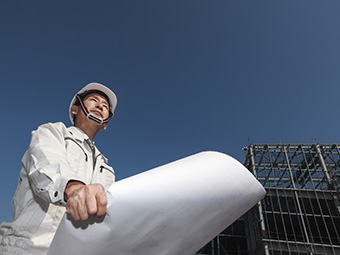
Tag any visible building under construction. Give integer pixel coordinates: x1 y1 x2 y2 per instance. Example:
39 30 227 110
195 144 340 255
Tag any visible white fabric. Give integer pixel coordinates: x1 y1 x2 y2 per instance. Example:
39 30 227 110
48 151 265 255
0 122 115 255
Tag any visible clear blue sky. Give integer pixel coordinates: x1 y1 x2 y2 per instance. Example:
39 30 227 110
1 1 340 222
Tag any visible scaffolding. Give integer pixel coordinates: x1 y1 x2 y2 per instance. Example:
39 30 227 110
195 144 340 255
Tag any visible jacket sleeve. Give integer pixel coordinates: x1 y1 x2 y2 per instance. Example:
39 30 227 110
22 122 85 205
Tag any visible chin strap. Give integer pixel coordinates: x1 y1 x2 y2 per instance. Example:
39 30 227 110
76 94 112 125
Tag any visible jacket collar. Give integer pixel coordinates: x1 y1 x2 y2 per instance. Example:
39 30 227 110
67 126 108 163
68 126 90 143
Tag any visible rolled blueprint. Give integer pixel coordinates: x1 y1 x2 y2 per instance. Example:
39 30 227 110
48 151 266 255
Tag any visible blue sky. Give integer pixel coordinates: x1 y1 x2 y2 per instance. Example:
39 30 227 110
1 1 340 222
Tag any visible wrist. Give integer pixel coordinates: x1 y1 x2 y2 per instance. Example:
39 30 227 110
64 181 85 201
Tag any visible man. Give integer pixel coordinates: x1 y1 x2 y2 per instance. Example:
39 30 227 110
0 82 117 254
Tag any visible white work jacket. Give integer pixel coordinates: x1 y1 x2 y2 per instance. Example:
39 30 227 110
0 122 115 255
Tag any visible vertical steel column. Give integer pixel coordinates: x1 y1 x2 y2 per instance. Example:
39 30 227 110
315 145 333 189
211 239 215 255
249 145 270 255
283 146 314 255
334 145 340 214
216 235 219 255
315 145 338 254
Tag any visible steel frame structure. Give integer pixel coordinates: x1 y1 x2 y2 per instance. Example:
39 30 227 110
195 144 340 255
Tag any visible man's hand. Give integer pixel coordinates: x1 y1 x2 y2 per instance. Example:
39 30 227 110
64 181 108 221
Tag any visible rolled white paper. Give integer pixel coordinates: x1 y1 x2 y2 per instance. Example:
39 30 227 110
48 151 265 255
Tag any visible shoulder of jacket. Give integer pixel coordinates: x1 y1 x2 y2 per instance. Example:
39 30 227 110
34 122 69 136
41 121 67 128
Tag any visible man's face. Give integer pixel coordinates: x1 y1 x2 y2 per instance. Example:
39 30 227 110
82 93 110 120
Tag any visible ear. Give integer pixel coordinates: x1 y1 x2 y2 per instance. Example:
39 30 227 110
71 105 79 116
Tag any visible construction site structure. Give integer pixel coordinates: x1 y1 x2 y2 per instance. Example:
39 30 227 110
195 144 340 255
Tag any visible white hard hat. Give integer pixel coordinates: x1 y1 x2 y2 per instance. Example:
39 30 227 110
69 82 118 124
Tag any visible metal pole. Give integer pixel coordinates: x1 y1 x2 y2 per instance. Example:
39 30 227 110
315 145 333 189
249 145 270 255
283 146 314 255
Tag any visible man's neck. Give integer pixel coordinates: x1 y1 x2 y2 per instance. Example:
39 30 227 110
74 122 101 141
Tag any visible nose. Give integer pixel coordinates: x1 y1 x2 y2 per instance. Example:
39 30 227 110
96 105 104 113
96 101 104 110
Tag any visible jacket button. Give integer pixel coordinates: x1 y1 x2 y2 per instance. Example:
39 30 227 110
54 191 58 197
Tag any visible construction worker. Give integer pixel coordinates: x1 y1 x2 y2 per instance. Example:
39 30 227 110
0 82 117 255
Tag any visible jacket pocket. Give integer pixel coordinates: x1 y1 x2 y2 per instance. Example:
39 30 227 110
99 163 115 189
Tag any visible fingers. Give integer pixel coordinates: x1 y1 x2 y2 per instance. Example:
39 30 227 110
66 184 107 221
66 188 88 221
95 186 108 217
66 191 83 221
85 185 98 216
86 184 107 217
